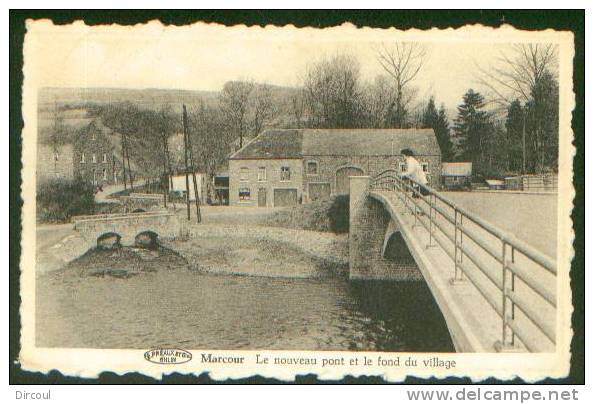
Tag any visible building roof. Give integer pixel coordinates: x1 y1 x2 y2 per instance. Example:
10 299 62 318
230 129 303 159
442 162 472 176
229 128 440 160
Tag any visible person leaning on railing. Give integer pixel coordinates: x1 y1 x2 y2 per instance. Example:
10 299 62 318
398 148 430 199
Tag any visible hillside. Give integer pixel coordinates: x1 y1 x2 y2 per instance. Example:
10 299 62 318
37 83 303 142
38 87 220 110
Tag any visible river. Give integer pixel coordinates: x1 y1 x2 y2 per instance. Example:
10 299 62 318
36 264 454 352
35 191 557 352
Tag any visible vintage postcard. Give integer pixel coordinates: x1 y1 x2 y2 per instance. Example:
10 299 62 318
19 20 575 381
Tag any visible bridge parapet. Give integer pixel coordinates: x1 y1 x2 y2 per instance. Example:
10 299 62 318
73 211 181 247
367 169 558 353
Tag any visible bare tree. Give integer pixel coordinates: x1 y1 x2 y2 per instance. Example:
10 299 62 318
476 44 559 173
250 85 276 135
219 80 254 149
188 103 234 184
290 88 306 128
476 44 558 107
376 42 427 128
361 75 398 128
154 106 178 194
303 53 363 128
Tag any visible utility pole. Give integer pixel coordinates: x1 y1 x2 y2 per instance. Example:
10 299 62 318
120 132 128 190
164 135 174 190
522 106 527 175
185 113 202 223
161 133 168 208
125 137 134 189
122 131 134 189
182 105 191 221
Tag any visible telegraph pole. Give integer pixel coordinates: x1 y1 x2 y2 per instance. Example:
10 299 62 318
120 132 128 190
161 133 168 208
182 105 191 221
522 106 527 175
185 117 202 223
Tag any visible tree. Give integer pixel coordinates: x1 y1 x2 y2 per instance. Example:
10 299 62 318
360 75 399 128
376 42 427 128
525 72 559 172
421 98 453 161
421 97 439 129
478 44 557 107
453 89 495 172
290 89 306 128
153 106 179 190
99 102 142 188
477 44 559 173
303 53 363 128
250 85 276 136
505 99 525 172
436 105 453 161
188 103 235 188
219 80 254 149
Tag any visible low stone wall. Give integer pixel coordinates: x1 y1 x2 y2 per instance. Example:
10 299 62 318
119 194 166 212
74 212 180 247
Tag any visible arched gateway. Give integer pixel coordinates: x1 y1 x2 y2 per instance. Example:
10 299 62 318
335 166 364 195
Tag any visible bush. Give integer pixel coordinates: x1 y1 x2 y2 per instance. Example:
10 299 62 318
265 195 350 234
37 178 96 222
328 195 349 233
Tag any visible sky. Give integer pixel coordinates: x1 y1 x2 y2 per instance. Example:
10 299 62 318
24 21 560 115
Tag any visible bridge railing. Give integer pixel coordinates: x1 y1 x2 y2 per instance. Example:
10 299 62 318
370 169 557 352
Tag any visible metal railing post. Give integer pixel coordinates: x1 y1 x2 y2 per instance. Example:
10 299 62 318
427 193 436 248
413 188 418 227
501 240 508 348
453 208 459 281
510 246 516 346
459 215 465 279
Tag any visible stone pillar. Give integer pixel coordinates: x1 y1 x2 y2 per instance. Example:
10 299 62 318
349 176 382 280
349 176 421 280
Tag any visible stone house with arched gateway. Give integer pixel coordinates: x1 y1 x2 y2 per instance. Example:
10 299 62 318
228 128 442 207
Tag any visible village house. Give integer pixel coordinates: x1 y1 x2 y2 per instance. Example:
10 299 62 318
37 119 129 186
441 162 472 190
228 128 442 207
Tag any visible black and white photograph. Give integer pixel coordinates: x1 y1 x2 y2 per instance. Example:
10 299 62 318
13 13 580 383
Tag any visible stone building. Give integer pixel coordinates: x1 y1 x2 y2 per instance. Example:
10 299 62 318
228 128 442 207
37 119 130 186
37 143 75 182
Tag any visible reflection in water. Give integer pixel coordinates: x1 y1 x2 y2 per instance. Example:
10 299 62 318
37 270 454 352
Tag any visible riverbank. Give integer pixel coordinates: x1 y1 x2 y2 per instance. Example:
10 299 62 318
36 214 348 279
163 224 348 278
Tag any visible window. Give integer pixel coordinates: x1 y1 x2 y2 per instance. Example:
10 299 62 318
102 168 107 181
80 152 85 163
306 161 318 175
280 166 291 181
258 167 266 181
240 167 249 181
239 187 251 201
103 153 107 163
421 163 429 173
399 162 407 173
92 153 97 163
54 152 59 161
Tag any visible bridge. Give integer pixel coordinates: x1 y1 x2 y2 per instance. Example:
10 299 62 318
72 210 181 247
348 170 557 353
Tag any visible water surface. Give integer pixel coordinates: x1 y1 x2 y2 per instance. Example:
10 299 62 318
37 269 455 352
